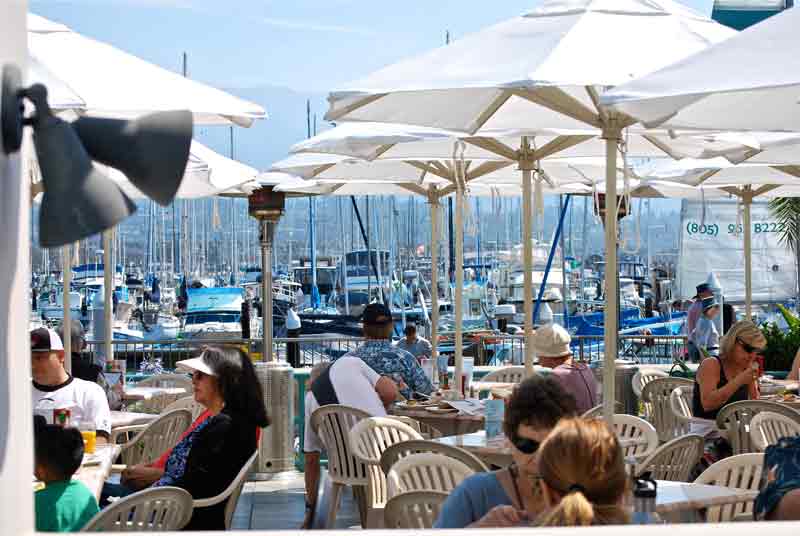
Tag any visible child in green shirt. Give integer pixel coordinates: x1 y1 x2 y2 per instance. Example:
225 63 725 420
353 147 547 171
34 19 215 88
34 417 100 532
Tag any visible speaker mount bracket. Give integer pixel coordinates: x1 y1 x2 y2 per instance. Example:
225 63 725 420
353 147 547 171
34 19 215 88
1 64 24 155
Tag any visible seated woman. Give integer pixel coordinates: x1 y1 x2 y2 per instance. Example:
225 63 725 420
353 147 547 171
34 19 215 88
102 346 269 531
433 376 578 528
536 418 629 526
693 320 764 420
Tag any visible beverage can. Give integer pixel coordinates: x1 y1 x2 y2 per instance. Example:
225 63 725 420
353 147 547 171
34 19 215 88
53 408 71 428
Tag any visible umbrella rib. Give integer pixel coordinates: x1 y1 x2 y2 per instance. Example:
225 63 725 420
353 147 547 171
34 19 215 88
406 160 451 181
324 93 388 121
398 183 429 197
532 134 595 160
466 161 513 181
585 86 610 125
467 90 514 134
462 137 518 160
512 87 602 129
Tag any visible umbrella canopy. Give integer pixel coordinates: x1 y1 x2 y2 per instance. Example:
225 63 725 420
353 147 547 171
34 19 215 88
28 13 266 126
324 0 734 133
602 6 800 131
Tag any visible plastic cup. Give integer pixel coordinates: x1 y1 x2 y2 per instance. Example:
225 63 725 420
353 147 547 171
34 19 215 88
77 421 97 454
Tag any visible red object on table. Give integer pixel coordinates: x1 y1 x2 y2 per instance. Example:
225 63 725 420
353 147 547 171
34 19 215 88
756 355 765 377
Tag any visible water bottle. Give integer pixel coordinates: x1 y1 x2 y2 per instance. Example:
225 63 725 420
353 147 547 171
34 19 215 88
632 472 660 524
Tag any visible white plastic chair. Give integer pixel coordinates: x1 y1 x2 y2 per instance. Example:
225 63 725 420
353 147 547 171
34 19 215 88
609 414 659 463
386 452 474 498
717 400 800 454
136 373 193 391
480 366 525 383
750 411 800 452
694 453 764 522
641 376 694 441
384 491 449 529
637 434 704 482
193 450 258 530
162 395 206 420
387 416 443 439
632 368 668 418
310 404 371 529
132 374 193 414
109 408 192 467
380 440 489 475
348 417 423 528
81 486 193 532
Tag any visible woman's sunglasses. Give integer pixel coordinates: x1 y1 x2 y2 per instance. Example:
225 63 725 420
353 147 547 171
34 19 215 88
190 370 208 380
737 338 764 355
512 437 540 455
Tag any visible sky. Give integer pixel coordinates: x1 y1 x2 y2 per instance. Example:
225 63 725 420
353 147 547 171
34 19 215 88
30 0 714 93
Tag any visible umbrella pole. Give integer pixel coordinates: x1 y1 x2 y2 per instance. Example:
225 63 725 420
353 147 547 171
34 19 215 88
454 186 465 395
743 190 753 320
103 230 114 365
62 245 72 374
522 165 534 376
603 124 621 420
429 191 440 363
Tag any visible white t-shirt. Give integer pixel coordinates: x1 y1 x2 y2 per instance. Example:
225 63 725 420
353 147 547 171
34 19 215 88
32 376 112 436
304 356 386 453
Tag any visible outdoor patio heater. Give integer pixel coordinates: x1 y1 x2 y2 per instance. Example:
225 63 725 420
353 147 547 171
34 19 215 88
248 186 295 473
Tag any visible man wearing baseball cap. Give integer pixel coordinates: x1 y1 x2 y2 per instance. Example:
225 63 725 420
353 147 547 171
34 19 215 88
31 327 111 441
687 283 714 361
337 302 433 399
533 324 598 414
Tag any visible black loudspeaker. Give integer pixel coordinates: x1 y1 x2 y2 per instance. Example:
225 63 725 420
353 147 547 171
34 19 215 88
73 110 193 206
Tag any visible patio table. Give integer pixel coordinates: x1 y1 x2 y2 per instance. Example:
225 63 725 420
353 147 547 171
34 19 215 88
432 430 512 467
389 406 484 437
654 479 758 522
122 386 186 402
110 410 158 429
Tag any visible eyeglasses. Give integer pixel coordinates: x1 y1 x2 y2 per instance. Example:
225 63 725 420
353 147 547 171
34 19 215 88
737 338 764 355
512 436 540 455
190 371 208 380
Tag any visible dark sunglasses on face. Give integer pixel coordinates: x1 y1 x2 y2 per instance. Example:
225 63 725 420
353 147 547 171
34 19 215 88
737 338 764 355
512 436 540 455
190 371 207 380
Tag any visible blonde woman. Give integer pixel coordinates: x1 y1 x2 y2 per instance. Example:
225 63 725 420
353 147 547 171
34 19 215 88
693 320 765 420
536 418 629 526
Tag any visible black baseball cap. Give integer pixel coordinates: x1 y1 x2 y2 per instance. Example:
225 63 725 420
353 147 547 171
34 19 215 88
30 327 64 352
694 283 711 298
362 303 393 325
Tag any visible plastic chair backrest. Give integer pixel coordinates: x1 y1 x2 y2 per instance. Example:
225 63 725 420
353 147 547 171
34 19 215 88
81 486 193 532
349 417 423 512
632 368 669 398
379 439 489 475
136 373 193 391
162 396 205 420
310 404 372 486
609 414 659 462
481 366 525 383
581 404 603 419
641 376 694 441
119 409 192 466
637 434 704 482
694 453 764 522
386 452 474 497
384 491 449 529
749 411 800 452
717 400 800 454
193 449 259 530
387 416 443 439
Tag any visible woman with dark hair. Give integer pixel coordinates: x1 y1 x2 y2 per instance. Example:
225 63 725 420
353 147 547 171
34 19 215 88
434 375 578 528
101 346 268 531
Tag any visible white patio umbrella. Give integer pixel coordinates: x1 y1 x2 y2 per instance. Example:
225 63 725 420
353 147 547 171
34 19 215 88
27 12 268 363
323 0 736 416
282 117 748 391
28 13 266 126
602 6 800 132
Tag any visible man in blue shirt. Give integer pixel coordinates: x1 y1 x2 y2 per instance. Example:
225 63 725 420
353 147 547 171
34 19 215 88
339 303 434 399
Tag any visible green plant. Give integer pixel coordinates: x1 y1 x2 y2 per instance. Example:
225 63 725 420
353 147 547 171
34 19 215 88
760 316 800 372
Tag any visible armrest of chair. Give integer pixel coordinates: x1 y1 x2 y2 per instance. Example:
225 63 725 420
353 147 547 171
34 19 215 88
110 464 128 473
193 451 259 509
109 424 147 446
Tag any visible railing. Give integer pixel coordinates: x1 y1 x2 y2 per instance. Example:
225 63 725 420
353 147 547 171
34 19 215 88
471 333 689 366
84 336 364 373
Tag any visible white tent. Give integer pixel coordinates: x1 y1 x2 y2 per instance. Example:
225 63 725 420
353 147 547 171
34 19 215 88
602 6 800 132
28 13 266 126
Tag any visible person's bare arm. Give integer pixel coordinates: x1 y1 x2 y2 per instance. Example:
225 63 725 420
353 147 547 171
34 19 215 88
790 349 800 381
121 465 164 490
375 376 400 408
697 358 753 412
302 452 321 528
